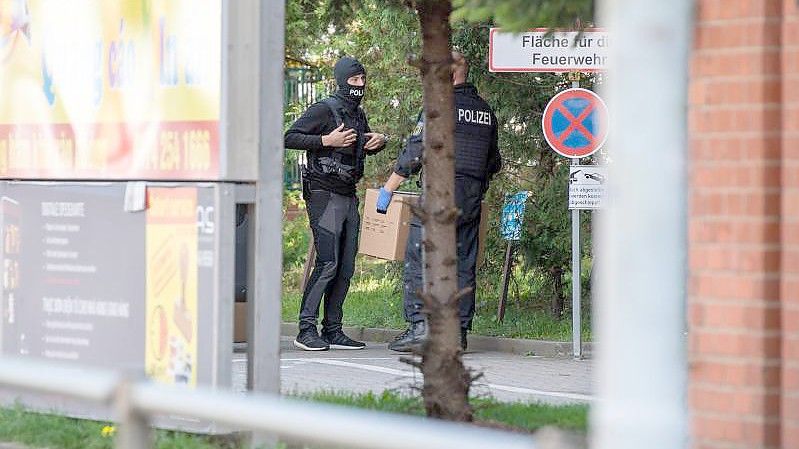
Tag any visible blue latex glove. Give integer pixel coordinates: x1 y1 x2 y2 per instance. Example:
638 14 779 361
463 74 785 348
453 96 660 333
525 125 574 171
376 187 393 214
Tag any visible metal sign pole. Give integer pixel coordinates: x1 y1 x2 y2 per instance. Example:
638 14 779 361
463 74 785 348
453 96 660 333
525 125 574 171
497 241 514 322
250 0 285 447
570 77 582 360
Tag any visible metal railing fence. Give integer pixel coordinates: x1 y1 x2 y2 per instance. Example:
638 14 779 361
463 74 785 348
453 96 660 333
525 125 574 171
0 356 540 449
284 67 327 110
283 67 324 191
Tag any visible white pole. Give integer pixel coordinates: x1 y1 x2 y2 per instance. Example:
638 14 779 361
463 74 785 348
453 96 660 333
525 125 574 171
571 80 582 360
594 1 692 449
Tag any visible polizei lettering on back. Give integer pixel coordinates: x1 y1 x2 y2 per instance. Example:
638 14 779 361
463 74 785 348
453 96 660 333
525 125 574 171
458 108 491 125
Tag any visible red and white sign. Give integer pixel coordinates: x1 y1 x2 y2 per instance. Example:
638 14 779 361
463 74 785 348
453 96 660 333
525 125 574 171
489 28 609 73
542 88 608 158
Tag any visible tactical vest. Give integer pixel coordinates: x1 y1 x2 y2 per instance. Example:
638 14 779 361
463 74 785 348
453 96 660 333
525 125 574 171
453 87 494 180
306 97 367 186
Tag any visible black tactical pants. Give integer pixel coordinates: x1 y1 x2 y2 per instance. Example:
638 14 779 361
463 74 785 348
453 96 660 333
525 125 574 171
403 178 483 330
299 189 360 333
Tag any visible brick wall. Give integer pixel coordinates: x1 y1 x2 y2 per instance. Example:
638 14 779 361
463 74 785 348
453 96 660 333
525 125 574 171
688 0 796 448
780 0 799 446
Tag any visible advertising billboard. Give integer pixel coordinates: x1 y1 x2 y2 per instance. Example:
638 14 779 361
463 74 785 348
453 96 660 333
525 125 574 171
0 0 222 180
0 182 217 387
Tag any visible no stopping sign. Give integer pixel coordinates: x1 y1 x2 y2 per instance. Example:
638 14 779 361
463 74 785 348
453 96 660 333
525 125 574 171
542 88 608 158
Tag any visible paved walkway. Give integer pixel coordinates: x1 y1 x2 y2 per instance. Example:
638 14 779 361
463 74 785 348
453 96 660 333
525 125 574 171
233 338 593 405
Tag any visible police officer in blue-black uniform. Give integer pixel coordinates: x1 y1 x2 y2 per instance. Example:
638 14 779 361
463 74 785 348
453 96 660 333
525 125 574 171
284 57 387 351
376 52 501 352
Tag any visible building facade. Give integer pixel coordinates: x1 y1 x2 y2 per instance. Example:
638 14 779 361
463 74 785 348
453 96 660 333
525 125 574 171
688 1 798 447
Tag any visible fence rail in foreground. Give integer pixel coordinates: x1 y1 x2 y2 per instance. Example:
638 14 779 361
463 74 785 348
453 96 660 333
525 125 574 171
0 357 541 449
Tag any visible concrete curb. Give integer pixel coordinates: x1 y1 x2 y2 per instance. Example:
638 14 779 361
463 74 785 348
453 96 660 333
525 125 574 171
280 322 593 359
0 443 29 449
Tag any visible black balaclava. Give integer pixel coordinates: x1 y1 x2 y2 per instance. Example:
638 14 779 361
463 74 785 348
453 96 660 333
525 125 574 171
334 56 366 106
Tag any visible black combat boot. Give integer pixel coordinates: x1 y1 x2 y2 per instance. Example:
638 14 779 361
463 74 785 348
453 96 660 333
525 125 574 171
388 321 426 352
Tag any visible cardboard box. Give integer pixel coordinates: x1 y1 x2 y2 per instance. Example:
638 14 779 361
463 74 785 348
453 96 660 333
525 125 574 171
359 188 490 264
234 302 247 343
359 189 419 261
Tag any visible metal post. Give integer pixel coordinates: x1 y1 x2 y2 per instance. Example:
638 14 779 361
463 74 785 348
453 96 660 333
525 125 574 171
594 1 692 449
115 375 151 449
213 184 235 391
250 0 285 446
497 241 514 322
571 157 581 359
570 78 582 360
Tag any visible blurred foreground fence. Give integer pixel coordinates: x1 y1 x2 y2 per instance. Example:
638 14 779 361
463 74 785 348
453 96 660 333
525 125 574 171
0 356 546 449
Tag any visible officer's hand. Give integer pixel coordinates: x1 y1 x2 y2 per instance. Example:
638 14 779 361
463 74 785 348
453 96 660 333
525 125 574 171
322 124 357 148
364 133 386 152
376 187 393 214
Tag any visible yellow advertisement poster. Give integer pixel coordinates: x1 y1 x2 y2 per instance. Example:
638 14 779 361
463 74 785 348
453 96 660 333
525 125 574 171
0 0 221 179
145 187 198 386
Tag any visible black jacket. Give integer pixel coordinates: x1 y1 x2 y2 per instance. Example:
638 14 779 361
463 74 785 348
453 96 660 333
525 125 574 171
285 95 384 196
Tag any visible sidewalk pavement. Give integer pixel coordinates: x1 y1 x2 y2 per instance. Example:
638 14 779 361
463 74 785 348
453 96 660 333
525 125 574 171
280 322 594 358
234 337 593 405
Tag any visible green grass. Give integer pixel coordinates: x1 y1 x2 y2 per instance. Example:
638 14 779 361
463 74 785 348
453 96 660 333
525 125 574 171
0 405 235 449
470 304 590 341
282 257 592 341
472 400 587 432
304 391 588 432
0 392 588 449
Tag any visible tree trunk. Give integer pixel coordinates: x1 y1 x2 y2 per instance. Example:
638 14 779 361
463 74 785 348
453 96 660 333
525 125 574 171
550 267 565 318
414 0 472 422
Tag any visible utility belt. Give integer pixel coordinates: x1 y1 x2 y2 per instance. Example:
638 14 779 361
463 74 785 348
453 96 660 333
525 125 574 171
317 152 358 184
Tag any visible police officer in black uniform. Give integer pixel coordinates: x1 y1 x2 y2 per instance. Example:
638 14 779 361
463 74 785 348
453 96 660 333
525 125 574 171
376 52 501 352
285 57 386 351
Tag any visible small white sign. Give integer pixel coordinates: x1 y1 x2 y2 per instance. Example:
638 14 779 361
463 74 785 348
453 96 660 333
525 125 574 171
569 165 606 210
489 28 609 73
